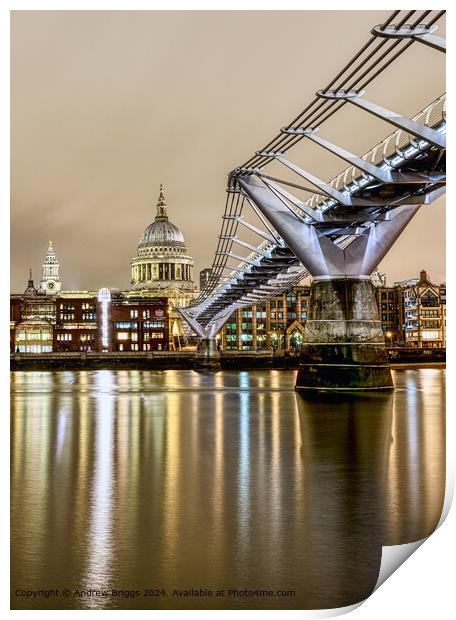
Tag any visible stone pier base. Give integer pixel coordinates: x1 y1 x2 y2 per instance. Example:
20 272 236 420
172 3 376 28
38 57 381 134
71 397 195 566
194 338 221 372
296 278 394 391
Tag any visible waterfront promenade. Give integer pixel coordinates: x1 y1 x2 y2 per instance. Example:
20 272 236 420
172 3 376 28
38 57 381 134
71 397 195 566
10 348 446 372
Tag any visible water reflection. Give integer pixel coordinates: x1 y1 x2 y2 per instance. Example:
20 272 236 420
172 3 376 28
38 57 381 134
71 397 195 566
11 369 445 610
385 369 445 545
85 372 115 606
296 392 392 607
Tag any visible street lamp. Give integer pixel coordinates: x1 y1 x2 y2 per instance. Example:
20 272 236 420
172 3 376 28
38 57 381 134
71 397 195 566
386 331 393 347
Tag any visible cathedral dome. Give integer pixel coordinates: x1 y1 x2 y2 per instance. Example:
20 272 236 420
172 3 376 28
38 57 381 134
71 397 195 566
139 220 185 247
138 186 185 248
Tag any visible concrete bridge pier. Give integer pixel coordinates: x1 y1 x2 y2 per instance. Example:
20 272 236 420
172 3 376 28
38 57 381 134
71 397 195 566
194 338 221 372
175 308 231 373
238 176 422 391
297 277 392 391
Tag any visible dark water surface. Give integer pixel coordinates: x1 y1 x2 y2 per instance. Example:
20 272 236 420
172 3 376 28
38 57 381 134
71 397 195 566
11 369 445 610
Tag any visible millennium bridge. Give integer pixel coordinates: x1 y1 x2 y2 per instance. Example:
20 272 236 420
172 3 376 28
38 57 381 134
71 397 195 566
177 9 446 391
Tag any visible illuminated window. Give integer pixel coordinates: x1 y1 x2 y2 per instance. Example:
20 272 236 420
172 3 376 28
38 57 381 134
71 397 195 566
117 332 129 340
56 333 72 341
131 332 138 342
150 332 164 339
421 331 440 340
131 343 139 351
130 309 138 319
60 313 75 321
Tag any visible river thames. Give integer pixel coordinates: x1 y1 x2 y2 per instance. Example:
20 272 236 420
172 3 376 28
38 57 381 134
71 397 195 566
11 368 445 610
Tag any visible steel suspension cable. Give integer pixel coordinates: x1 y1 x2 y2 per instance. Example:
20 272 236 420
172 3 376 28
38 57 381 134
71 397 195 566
243 9 441 171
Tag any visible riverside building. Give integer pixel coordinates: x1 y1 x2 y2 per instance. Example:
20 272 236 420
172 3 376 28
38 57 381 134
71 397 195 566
219 270 446 352
395 270 446 348
220 286 311 351
10 279 169 353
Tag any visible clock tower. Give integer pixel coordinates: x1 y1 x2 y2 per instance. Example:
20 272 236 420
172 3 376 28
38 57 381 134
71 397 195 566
39 241 61 295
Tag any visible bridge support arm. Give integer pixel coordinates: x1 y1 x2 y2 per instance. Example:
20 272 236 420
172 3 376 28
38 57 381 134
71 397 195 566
349 97 446 148
238 176 342 277
317 90 446 149
239 174 421 279
273 155 352 205
281 127 394 183
176 308 234 372
237 176 427 391
175 307 208 339
345 205 420 277
306 132 394 183
412 32 446 52
223 215 277 243
261 177 323 222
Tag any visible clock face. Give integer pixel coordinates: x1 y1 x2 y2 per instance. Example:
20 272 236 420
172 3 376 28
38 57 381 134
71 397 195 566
47 281 55 290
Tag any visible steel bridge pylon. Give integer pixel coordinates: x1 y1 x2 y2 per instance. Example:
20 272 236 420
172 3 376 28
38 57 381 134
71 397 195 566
239 176 427 391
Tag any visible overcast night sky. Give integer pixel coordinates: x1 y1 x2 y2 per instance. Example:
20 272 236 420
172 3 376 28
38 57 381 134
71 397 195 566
11 10 446 292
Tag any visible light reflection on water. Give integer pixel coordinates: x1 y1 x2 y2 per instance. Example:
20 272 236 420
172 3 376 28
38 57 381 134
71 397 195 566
11 369 445 610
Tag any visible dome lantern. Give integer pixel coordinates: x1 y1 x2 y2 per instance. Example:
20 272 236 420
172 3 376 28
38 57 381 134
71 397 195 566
156 184 168 220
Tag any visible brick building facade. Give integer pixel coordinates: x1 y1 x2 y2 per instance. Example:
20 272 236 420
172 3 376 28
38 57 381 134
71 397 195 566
10 278 169 353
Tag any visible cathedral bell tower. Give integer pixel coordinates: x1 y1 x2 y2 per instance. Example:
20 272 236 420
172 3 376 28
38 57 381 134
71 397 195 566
39 241 61 294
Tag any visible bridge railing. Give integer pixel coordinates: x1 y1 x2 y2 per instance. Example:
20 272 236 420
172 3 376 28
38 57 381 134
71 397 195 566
308 94 446 210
